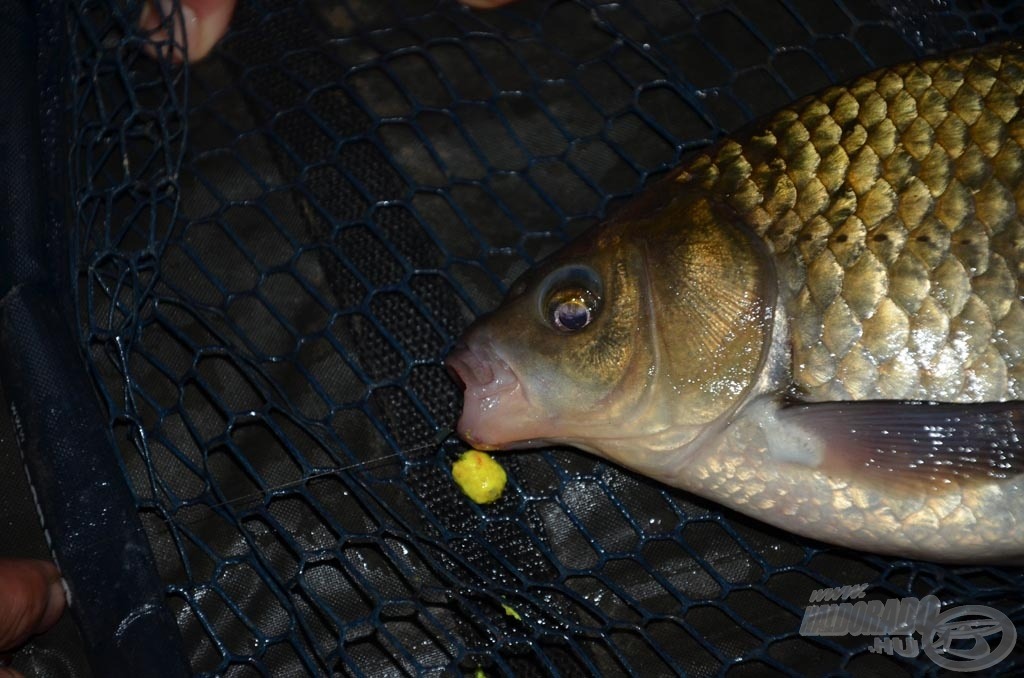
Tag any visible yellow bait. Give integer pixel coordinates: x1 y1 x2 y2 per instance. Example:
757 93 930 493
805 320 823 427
452 450 507 504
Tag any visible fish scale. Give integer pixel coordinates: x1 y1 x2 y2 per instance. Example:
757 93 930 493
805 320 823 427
448 42 1024 561
674 42 1024 403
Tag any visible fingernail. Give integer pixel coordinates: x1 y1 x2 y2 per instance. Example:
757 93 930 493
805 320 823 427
180 3 201 60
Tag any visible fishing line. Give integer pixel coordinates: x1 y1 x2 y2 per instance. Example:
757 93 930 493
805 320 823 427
3 427 457 558
188 427 454 515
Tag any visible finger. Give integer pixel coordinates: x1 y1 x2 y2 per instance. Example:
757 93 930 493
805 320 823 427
139 0 237 63
0 559 66 652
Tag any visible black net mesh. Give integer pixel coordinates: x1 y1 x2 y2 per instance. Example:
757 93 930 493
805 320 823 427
60 0 1024 675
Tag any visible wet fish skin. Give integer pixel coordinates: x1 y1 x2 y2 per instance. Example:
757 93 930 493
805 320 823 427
447 42 1024 563
697 45 1024 403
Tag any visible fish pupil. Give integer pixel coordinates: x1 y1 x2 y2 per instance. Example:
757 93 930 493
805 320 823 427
553 297 591 331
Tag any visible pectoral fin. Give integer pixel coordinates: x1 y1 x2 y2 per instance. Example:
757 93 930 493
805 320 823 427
776 400 1024 485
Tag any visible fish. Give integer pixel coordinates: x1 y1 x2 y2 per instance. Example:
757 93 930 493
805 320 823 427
445 41 1024 564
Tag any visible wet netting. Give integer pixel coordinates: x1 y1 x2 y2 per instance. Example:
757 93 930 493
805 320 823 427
8 0 1024 675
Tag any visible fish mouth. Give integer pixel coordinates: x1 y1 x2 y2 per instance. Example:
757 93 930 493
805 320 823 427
446 341 539 449
446 341 519 400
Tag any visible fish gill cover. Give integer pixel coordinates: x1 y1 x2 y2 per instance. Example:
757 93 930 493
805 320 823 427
49 0 1024 675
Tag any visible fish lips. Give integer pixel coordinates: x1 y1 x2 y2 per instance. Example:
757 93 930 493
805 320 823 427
446 341 548 450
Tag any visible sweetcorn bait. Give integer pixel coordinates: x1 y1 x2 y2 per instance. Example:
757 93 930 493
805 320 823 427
452 450 507 504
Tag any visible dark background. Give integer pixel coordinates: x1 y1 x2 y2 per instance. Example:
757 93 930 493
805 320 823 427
1 0 1022 675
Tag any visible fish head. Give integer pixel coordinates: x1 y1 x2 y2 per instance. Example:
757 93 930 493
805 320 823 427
447 190 777 481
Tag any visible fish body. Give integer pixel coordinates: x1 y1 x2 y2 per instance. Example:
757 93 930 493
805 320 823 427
447 42 1024 563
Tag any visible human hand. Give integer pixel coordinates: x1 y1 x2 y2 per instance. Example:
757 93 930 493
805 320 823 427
138 0 520 63
0 559 66 678
138 0 237 62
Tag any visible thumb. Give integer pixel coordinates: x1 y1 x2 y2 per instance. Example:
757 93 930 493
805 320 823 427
0 559 66 653
140 0 237 63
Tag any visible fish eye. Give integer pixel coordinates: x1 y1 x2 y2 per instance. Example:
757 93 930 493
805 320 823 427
538 266 602 333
